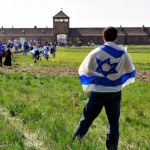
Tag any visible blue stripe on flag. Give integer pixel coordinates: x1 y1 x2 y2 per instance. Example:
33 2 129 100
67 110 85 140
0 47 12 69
79 70 136 87
100 45 125 58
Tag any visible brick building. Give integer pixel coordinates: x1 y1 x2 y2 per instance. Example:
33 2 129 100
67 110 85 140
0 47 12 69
0 10 150 45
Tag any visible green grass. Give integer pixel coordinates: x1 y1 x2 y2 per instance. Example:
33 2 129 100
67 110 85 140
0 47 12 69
12 46 150 70
0 46 150 150
0 73 150 150
0 115 25 150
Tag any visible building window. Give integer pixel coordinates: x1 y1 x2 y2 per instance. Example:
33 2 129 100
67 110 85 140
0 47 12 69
64 19 68 22
55 19 68 22
59 19 64 22
55 19 59 22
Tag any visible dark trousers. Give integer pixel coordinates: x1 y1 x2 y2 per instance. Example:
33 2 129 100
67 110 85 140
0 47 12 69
73 91 121 150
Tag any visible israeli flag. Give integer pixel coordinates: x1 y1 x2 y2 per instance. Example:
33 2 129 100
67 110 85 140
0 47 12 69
79 42 136 92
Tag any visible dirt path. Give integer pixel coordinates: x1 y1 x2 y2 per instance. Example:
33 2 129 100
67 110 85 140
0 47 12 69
0 66 150 81
136 70 150 81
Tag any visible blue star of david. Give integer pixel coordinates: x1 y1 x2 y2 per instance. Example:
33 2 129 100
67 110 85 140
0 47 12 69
96 58 118 77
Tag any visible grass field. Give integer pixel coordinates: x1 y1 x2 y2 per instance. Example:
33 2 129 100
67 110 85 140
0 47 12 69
0 46 150 150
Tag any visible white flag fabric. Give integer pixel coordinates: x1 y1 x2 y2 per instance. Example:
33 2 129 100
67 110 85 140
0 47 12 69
79 42 136 92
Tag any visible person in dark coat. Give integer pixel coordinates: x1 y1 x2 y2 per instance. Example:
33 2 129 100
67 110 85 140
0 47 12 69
0 51 3 67
0 43 5 67
4 46 12 66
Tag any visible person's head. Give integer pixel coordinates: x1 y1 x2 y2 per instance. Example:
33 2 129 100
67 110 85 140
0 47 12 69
102 26 118 42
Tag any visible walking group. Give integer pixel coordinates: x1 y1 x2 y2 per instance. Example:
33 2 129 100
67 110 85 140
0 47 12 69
0 40 57 66
29 42 56 63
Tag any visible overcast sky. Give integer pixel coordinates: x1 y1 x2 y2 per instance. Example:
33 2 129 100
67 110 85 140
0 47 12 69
0 0 149 28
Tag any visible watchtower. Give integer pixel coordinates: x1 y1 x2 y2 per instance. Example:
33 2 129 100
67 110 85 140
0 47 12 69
53 9 70 42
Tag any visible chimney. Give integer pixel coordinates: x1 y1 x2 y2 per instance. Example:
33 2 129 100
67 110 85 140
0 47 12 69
120 25 123 31
142 25 145 31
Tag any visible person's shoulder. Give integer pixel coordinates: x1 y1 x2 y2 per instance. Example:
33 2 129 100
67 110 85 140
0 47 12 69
89 47 100 55
116 45 128 53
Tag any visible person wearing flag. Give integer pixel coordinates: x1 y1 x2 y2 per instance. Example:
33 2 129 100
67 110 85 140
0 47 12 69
73 27 136 150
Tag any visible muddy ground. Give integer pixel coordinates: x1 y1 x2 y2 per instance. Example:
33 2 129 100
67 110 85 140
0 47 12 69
0 66 150 81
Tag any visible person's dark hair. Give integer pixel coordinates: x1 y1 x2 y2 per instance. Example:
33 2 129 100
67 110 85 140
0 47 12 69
103 26 118 41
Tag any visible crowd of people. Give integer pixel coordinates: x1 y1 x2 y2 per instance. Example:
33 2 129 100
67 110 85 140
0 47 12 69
0 39 95 66
29 42 56 62
0 40 57 66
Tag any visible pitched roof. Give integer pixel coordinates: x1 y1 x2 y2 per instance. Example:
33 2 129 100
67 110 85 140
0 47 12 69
0 28 53 36
121 27 148 35
53 10 69 18
69 27 150 36
0 27 149 37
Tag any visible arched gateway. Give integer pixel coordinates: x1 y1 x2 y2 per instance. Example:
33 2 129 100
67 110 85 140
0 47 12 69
56 34 67 43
